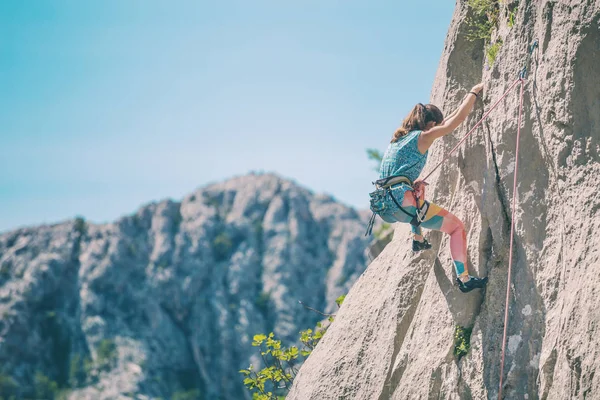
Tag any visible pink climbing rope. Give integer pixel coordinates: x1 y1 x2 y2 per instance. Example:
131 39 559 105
498 78 526 400
421 77 522 183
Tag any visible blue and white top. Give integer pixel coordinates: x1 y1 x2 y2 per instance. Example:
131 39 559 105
377 130 428 214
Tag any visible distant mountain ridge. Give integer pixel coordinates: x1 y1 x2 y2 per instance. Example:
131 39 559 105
0 172 373 399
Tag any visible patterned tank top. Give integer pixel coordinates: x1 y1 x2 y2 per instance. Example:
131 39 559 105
379 130 428 183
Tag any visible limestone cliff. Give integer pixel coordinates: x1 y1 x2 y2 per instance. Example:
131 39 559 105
288 0 600 399
0 173 372 399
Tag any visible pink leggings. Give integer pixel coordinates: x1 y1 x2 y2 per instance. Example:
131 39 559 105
381 190 469 277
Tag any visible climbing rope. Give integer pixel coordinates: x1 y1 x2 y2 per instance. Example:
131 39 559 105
421 76 527 398
497 75 525 400
418 77 525 399
498 41 537 400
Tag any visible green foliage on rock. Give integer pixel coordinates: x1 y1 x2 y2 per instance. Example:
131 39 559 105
486 39 503 65
74 216 87 236
299 324 327 355
465 0 499 42
0 373 18 399
69 353 93 388
83 356 95 379
239 332 299 399
453 325 473 359
96 339 118 371
34 372 59 400
241 296 344 399
507 8 516 27
465 0 519 66
213 232 233 261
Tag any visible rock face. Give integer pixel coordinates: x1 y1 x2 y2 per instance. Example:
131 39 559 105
287 1 600 399
0 173 372 399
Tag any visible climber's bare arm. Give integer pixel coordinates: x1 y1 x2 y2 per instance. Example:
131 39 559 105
418 83 483 152
442 107 459 124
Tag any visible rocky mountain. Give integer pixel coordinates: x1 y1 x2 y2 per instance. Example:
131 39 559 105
0 172 374 399
288 0 600 399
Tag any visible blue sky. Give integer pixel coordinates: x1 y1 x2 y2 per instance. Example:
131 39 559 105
0 0 456 232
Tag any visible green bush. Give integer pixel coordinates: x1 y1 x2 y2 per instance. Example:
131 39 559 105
465 16 495 42
239 328 325 399
468 0 497 15
0 374 18 398
241 296 345 399
34 372 58 400
465 0 498 42
213 232 233 261
507 9 515 27
83 357 94 378
453 325 473 359
96 339 118 371
74 216 87 236
69 353 92 388
486 40 503 65
465 0 517 66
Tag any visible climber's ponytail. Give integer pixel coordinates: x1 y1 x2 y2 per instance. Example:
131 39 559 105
391 103 444 143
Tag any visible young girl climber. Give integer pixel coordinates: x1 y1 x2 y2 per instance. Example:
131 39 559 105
371 83 488 293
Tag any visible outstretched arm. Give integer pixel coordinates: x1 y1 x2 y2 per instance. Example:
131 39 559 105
442 107 460 124
442 86 481 122
418 83 483 152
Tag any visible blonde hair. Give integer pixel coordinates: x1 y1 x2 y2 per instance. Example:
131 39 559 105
391 103 444 143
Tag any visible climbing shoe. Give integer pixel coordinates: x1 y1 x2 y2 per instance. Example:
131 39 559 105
412 239 432 252
456 276 489 293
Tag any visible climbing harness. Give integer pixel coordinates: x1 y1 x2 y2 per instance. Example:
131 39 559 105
366 141 431 237
365 175 429 236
